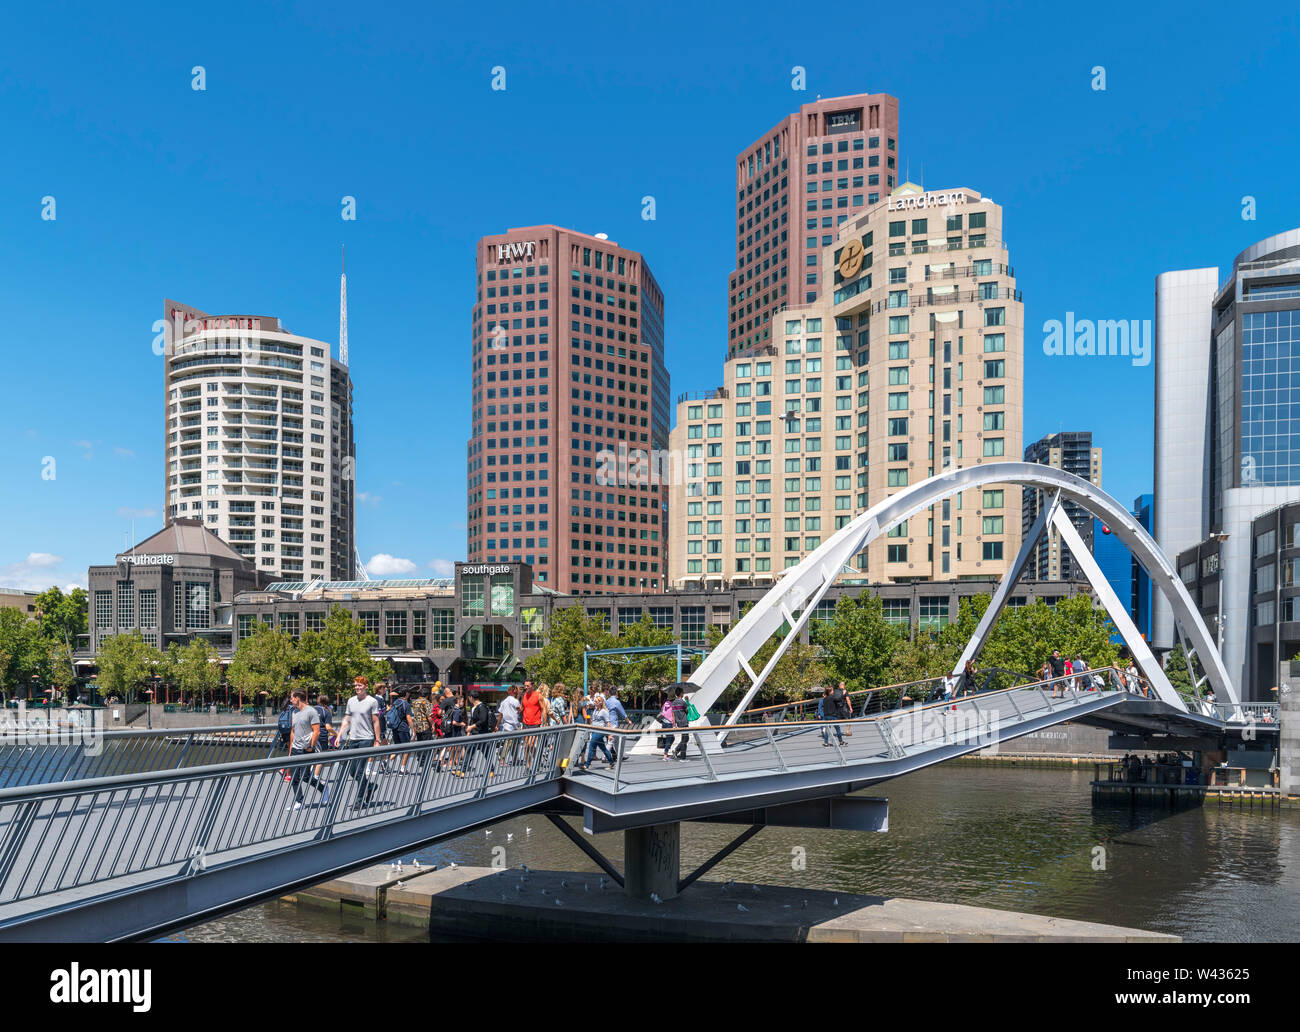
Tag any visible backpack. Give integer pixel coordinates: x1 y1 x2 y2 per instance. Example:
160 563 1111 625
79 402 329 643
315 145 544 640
276 706 293 742
386 700 404 730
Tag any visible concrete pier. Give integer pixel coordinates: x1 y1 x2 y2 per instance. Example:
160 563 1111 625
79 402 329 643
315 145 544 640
288 864 1179 942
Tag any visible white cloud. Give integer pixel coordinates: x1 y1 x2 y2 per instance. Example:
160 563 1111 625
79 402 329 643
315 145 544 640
112 446 135 459
367 553 416 576
116 506 158 520
0 553 66 591
73 440 93 460
357 491 382 508
428 558 456 577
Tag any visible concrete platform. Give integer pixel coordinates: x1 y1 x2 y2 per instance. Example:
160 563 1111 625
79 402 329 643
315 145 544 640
311 865 1178 942
284 862 442 925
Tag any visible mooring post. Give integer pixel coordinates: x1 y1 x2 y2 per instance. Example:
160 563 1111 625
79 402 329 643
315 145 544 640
624 822 680 901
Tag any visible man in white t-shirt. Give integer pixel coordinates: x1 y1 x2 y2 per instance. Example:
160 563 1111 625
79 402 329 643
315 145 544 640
496 685 523 764
336 675 383 809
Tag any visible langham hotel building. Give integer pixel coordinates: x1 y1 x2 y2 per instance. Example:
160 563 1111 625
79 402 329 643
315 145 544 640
466 226 670 594
670 183 1024 588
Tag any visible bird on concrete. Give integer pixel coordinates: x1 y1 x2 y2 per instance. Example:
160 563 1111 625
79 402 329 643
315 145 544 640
485 829 492 836
507 833 514 842
737 903 749 912
413 859 422 869
395 881 404 889
448 861 459 869
526 827 532 835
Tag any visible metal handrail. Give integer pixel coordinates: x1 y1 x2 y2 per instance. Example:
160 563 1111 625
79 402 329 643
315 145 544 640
0 723 281 788
0 726 578 918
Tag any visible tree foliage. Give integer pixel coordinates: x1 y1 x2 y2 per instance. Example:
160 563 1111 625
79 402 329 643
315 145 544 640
811 594 905 691
95 631 163 700
227 623 296 702
293 604 389 694
526 605 614 689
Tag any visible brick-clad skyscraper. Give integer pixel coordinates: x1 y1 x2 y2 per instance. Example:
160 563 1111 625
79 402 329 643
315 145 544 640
467 226 668 594
728 92 900 358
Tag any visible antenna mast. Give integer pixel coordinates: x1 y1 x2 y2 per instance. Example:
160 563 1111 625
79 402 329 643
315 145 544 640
339 245 349 367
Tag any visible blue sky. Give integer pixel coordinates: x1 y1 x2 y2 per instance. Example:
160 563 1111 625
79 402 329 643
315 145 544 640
1 0 1297 591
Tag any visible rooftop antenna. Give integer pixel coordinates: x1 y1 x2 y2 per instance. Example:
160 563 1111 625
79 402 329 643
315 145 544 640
339 245 349 367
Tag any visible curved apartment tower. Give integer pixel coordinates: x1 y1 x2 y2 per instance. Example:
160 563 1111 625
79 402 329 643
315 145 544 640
162 300 355 582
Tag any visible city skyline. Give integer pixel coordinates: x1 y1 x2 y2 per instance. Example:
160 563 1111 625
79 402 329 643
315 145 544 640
3 3 1300 593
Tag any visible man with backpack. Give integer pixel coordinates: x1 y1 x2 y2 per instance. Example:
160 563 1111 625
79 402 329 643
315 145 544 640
386 687 415 774
275 697 295 750
284 688 329 811
466 690 495 779
831 681 852 737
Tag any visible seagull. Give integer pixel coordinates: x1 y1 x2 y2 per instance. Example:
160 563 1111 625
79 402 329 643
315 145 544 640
737 903 749 912
449 861 459 869
555 898 563 906
561 879 568 889
413 860 422 868
650 892 663 904
751 884 760 895
526 827 532 835
485 829 493 836
507 833 514 842
395 881 404 889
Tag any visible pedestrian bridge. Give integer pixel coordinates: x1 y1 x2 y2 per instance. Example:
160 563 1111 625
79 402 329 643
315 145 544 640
0 672 1271 941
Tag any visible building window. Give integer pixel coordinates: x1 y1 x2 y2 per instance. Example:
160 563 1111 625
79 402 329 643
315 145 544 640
305 610 326 633
139 589 157 629
185 583 210 630
413 610 427 650
918 596 950 632
117 582 134 628
279 612 299 639
491 573 514 617
360 611 380 637
431 609 455 649
882 598 910 627
462 575 485 617
385 610 407 647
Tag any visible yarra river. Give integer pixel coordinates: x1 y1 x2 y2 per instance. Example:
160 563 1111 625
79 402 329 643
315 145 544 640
166 764 1300 943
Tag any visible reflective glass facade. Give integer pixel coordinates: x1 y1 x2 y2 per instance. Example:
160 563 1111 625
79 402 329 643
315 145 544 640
1240 310 1300 485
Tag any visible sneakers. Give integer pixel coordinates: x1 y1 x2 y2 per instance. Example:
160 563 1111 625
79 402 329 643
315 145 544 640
286 802 303 811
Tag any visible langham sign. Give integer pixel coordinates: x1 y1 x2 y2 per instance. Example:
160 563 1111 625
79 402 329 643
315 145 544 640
886 190 970 212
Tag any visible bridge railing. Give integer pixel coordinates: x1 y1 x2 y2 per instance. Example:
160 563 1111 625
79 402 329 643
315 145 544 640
0 726 579 922
578 678 1123 795
0 724 282 789
728 665 1127 726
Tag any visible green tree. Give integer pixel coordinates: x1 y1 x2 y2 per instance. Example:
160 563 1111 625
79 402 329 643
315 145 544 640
1163 643 1199 697
0 607 46 697
979 594 1121 681
227 623 297 703
612 613 677 700
294 604 384 695
811 594 905 691
33 586 88 649
47 641 77 695
96 631 163 701
175 638 223 706
527 605 615 689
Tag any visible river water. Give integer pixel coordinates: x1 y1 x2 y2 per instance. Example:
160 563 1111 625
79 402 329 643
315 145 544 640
167 764 1300 943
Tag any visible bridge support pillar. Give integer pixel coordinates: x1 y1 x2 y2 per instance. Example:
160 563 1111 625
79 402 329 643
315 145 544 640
624 822 680 901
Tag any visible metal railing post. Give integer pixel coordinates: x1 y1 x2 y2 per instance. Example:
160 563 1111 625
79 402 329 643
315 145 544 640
764 728 788 773
695 732 718 781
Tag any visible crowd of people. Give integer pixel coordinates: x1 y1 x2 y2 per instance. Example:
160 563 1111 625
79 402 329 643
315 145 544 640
274 675 693 808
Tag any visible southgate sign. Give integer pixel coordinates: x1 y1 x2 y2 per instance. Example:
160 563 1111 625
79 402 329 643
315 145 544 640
116 554 175 566
496 241 537 263
887 190 970 212
461 564 511 576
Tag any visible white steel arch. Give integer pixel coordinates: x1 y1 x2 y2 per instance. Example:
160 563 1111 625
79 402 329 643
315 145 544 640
688 462 1237 722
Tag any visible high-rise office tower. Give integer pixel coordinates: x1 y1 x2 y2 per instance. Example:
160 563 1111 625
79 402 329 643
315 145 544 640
1156 228 1300 694
466 226 669 594
728 92 900 358
1022 432 1103 581
670 183 1023 586
162 298 356 582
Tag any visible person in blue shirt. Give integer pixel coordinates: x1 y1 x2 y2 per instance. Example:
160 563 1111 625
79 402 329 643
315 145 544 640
605 686 629 761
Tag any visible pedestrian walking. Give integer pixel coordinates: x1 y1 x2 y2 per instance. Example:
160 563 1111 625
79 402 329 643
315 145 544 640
411 688 434 742
285 688 328 811
466 690 495 779
578 693 615 769
496 685 523 764
1049 650 1066 698
386 687 415 774
658 691 676 758
311 693 334 781
960 660 977 697
549 683 568 725
670 685 691 760
831 681 853 735
445 691 468 774
334 675 382 809
605 686 629 760
520 680 545 763
819 686 845 746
